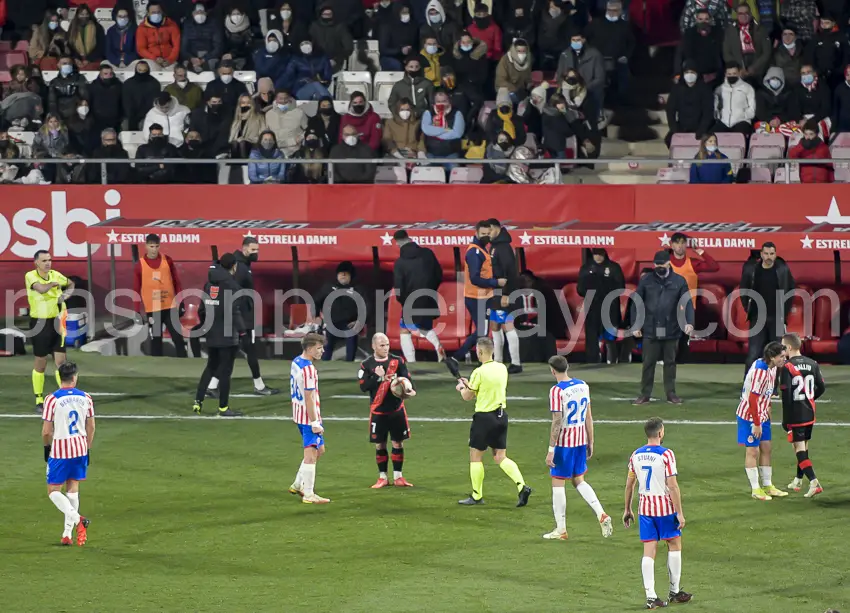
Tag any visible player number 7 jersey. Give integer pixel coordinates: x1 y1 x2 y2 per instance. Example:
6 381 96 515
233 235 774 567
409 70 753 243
291 356 321 425
549 378 589 447
628 445 677 517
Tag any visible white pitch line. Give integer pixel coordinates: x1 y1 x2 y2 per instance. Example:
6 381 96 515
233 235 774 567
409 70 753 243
608 397 833 404
330 395 542 401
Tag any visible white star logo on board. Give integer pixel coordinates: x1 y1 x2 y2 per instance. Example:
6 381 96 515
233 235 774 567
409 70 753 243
520 232 531 245
806 197 850 225
381 232 393 246
800 235 814 249
658 233 671 246
107 230 119 243
243 231 256 238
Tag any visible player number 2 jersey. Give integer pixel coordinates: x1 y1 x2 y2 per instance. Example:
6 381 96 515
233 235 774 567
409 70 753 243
736 359 776 425
628 445 678 517
291 356 321 425
43 388 94 459
549 378 589 447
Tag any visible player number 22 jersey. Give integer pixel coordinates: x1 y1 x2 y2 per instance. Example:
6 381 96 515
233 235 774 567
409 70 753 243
549 378 589 447
43 388 94 459
628 445 678 517
291 356 321 425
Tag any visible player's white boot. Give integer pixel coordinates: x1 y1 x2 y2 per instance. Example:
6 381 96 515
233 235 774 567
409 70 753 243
804 480 824 498
302 494 331 504
599 513 613 538
542 528 568 540
787 478 803 492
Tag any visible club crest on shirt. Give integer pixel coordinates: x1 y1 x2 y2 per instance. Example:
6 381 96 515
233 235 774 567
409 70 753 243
209 285 220 300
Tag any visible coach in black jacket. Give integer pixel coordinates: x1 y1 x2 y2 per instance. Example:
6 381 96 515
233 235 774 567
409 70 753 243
315 261 369 362
577 248 625 364
631 251 694 406
487 219 523 373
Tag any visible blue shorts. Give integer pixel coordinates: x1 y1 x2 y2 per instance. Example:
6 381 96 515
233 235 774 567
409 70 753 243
550 445 588 480
488 309 514 324
298 424 325 448
737 417 771 447
639 514 681 542
399 317 433 332
46 456 88 485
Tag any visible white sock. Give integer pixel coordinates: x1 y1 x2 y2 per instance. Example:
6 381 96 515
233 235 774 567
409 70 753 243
745 467 760 489
506 329 521 365
301 463 316 496
253 377 265 390
293 461 306 487
66 492 79 513
642 557 657 599
576 481 605 520
380 471 388 480
393 470 403 480
399 334 416 362
667 550 682 594
759 466 773 487
552 486 567 531
424 329 442 352
49 491 80 525
492 329 505 362
208 377 219 390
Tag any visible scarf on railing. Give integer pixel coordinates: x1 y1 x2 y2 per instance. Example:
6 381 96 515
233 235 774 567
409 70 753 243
739 23 755 54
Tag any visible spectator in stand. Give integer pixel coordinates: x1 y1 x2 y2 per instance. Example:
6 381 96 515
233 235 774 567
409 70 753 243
439 66 473 127
521 82 548 143
157 0 195 24
205 61 249 113
452 33 487 110
105 7 138 69
485 87 525 144
675 8 724 85
689 132 734 183
255 30 288 87
288 126 328 183
383 97 427 161
420 0 463 55
264 89 308 156
66 99 98 156
503 3 535 49
282 38 333 100
181 4 224 73
555 31 605 119
495 38 532 102
87 128 132 184
264 3 308 52
369 0 398 39
679 0 728 31
780 0 817 41
67 4 105 71
564 0 591 30
136 123 180 183
379 3 419 70
29 12 69 70
577 248 625 364
712 63 756 136
558 69 600 158
481 130 515 183
143 90 190 146
178 129 218 184
188 94 232 156
773 26 805 87
586 0 634 107
137 2 181 69
164 65 204 110
330 124 377 183
755 67 795 133
48 57 90 125
222 5 253 69
2 65 42 100
307 95 340 152
789 119 834 183
789 64 832 134
33 113 70 182
230 93 266 158
539 0 570 71
253 77 276 113
665 61 714 147
123 60 162 130
419 35 446 86
466 3 501 61
389 55 435 118
722 3 770 84
832 66 850 133
808 14 849 89
248 129 288 183
421 89 465 167
309 3 354 70
339 91 383 152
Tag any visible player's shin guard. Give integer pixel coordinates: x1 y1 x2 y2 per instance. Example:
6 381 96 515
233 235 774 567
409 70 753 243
399 333 416 363
575 481 605 520
642 557 657 599
667 551 682 594
492 329 505 363
505 329 521 365
498 457 526 492
49 491 80 525
32 370 45 400
301 464 316 496
67 492 79 513
795 450 817 481
391 448 404 475
758 466 773 487
424 329 442 352
470 461 485 500
376 449 389 476
552 486 567 531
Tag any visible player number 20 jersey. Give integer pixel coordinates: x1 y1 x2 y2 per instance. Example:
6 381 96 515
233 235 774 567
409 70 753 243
628 445 678 517
549 378 589 447
43 388 94 459
291 356 321 425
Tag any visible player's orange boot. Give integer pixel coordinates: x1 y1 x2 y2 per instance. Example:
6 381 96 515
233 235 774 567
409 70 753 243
371 477 389 489
394 477 414 487
75 517 90 547
60 537 73 546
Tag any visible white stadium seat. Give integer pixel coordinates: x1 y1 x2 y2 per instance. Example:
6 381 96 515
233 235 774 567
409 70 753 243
187 71 216 88
119 131 146 159
296 101 318 117
373 72 403 103
8 129 35 158
774 165 800 183
410 166 446 184
749 132 785 152
669 133 699 148
100 20 115 33
449 167 483 184
336 71 372 101
749 167 772 183
42 71 58 84
669 145 700 167
95 8 113 21
655 168 689 184
151 71 173 87
235 71 257 94
81 71 99 83
346 43 380 72
788 132 803 148
375 165 408 184
749 146 783 163
715 132 746 151
333 100 350 115
371 100 390 119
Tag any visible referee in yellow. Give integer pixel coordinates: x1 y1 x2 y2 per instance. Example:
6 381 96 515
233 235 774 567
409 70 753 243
457 337 532 506
26 250 74 413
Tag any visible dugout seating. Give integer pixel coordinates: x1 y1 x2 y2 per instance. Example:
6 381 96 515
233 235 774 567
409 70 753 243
556 284 588 355
386 282 471 354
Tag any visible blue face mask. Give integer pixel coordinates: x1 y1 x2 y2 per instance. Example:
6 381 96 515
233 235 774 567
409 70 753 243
705 144 717 152
461 44 472 52
116 17 129 28
149 13 163 24
49 21 59 30
278 103 289 111
60 64 73 77
801 74 814 85
571 41 583 51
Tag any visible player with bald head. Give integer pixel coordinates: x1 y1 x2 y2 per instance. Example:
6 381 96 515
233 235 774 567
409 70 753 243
359 333 416 488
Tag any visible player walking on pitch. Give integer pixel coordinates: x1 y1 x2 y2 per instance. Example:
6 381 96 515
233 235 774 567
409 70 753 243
543 355 612 540
42 362 93 546
779 333 825 497
456 337 532 507
289 333 330 504
359 333 416 488
736 341 788 500
624 417 692 610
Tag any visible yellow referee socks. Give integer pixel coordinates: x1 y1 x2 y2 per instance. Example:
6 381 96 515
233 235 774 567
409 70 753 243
499 457 526 492
55 370 61 388
470 462 485 501
32 370 45 400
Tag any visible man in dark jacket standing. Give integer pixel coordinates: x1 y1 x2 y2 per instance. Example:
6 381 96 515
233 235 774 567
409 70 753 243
740 242 796 372
487 219 522 373
315 261 368 362
577 248 625 364
665 61 714 147
192 254 247 417
88 64 123 133
632 251 694 405
393 230 445 363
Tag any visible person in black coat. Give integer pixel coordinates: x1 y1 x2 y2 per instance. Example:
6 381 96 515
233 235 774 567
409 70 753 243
378 3 419 70
306 95 341 152
585 0 635 105
203 61 249 114
756 66 795 129
831 68 850 133
577 248 625 364
486 219 524 372
135 124 181 183
805 15 849 89
86 128 133 184
665 61 715 147
66 101 99 156
178 129 219 184
122 62 162 131
315 260 369 362
674 9 724 84
502 4 536 48
188 95 233 156
88 64 123 132
788 64 832 125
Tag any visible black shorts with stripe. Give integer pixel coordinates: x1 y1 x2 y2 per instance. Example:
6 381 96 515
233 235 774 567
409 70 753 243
469 409 508 451
787 424 814 443
29 318 65 358
370 408 411 443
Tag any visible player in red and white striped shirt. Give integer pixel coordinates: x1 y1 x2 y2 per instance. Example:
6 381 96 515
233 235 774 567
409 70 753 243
736 341 788 501
41 362 93 546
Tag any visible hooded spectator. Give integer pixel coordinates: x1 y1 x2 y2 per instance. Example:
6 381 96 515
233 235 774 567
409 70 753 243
205 61 249 113
788 64 831 128
755 66 794 131
712 63 756 135
520 82 548 141
538 0 570 70
339 91 383 152
675 8 723 83
2 65 42 100
722 4 770 83
123 61 162 129
230 93 267 158
419 0 463 53
330 123 377 183
33 113 70 182
136 122 181 183
222 5 253 69
248 129 288 183
254 30 288 87
832 66 850 133
503 4 535 48
87 128 133 184
586 0 634 105
105 6 139 68
665 61 714 147
309 2 354 69
577 247 626 364
143 91 191 146
282 38 333 99
288 126 328 183
389 55 435 118
48 57 90 124
481 130 515 183
137 2 181 68
178 128 218 184
485 87 525 145
253 77 276 112
164 65 204 110
29 12 69 70
67 4 105 70
556 31 605 116
421 89 465 165
689 132 733 184
383 97 426 159
807 14 849 87
452 32 488 102
379 3 419 70
264 89 308 155
780 0 817 41
66 98 99 156
466 2 501 60
188 94 232 156
419 35 446 86
789 120 834 183
495 38 532 100
679 0 729 31
181 4 224 72
544 89 599 160
264 2 309 49
306 95 340 152
773 26 805 87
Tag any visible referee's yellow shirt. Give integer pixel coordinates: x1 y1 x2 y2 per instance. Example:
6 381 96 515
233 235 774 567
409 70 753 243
468 360 508 413
25 269 68 319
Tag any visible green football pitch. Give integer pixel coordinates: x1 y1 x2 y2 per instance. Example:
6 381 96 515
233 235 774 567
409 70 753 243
2 353 849 613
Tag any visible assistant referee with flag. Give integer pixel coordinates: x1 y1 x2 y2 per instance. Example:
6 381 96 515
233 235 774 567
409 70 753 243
456 337 532 507
26 250 74 413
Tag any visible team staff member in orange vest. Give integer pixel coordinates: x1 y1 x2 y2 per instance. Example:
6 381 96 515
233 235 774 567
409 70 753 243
668 232 719 363
455 221 507 361
133 233 188 358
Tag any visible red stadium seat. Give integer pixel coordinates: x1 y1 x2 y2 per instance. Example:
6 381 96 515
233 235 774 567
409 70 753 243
0 52 27 70
412 282 470 353
719 289 748 354
559 284 587 355
695 283 727 339
387 295 403 351
785 285 813 339
289 303 309 328
809 287 850 354
179 302 200 336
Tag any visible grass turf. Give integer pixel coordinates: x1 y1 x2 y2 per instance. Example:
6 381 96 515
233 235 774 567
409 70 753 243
1 354 849 612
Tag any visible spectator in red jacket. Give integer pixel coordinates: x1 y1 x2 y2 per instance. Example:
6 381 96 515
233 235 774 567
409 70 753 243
466 3 502 61
789 120 834 183
338 91 383 152
136 1 181 69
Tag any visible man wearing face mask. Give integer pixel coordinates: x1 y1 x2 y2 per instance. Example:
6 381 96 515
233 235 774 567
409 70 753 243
495 40 532 102
389 56 435 118
264 89 309 155
788 64 831 132
329 124 377 183
538 0 571 71
180 4 224 73
421 89 465 168
281 38 333 100
504 6 535 49
679 0 728 31
87 64 123 133
419 0 463 56
485 88 525 144
105 7 139 68
482 130 515 183
288 126 328 183
178 129 218 184
87 128 132 184
418 35 446 86
383 97 427 161
452 32 488 108
143 91 190 146
722 4 770 84
555 31 605 118
66 100 98 156
808 14 849 89
577 248 626 365
254 30 288 88
665 61 714 148
379 4 419 70
122 53 163 129
467 3 502 61
789 119 834 183
772 26 805 87
48 57 89 125
188 94 232 156
222 7 253 69
308 4 354 69
135 123 180 183
136 2 181 68
164 65 204 110
339 91 383 151
204 61 249 114
832 66 850 133
754 67 795 134
631 251 693 406
586 0 634 106
675 9 723 86
712 63 756 136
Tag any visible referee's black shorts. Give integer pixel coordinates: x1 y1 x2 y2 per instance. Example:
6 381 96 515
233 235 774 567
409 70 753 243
469 408 508 451
29 317 65 358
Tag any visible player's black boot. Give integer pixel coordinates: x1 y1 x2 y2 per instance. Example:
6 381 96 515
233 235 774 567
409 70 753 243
516 485 532 507
507 364 523 375
218 407 244 417
458 495 484 505
645 597 667 609
254 386 280 396
668 590 692 604
205 388 219 399
35 400 44 415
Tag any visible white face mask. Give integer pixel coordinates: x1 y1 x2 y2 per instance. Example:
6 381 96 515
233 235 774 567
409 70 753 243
400 13 410 22
194 13 207 24
220 74 233 84
231 13 244 24
177 79 188 88
281 10 292 19
705 144 717 152
301 44 313 54
683 72 697 84
344 135 358 146
77 106 89 117
516 52 528 62
425 44 438 55
266 41 280 53
399 109 411 120
606 13 618 21
428 13 441 24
